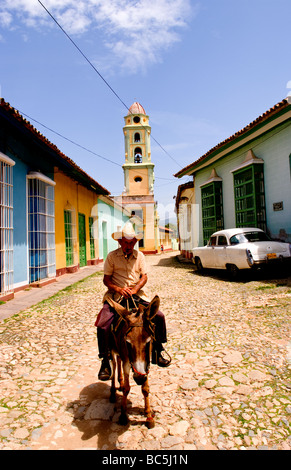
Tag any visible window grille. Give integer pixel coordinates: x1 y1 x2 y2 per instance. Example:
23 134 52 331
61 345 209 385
0 153 15 295
89 216 96 259
64 209 76 266
27 174 56 283
201 181 224 245
233 164 266 231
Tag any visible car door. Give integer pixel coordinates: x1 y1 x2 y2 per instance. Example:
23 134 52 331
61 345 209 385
202 235 217 268
213 235 228 268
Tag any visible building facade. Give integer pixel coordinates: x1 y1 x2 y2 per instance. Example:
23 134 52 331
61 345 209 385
96 195 131 261
0 99 129 301
175 99 291 257
175 181 196 258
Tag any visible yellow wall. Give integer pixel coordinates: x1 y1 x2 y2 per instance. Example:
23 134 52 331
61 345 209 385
137 203 157 253
128 168 149 195
54 169 98 271
159 230 173 250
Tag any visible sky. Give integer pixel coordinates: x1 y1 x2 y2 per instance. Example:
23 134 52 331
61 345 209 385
1 0 291 223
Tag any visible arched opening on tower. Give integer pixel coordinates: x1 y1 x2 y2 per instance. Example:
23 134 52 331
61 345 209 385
134 147 142 163
134 132 141 143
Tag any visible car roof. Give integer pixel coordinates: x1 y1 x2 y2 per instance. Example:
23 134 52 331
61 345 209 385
211 227 263 238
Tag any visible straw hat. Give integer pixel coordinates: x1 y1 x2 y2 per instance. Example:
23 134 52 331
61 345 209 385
112 222 143 241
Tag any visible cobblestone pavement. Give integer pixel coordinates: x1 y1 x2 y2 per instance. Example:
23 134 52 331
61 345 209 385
0 252 290 450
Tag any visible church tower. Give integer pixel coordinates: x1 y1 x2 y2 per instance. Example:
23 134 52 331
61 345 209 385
119 102 159 253
122 102 154 197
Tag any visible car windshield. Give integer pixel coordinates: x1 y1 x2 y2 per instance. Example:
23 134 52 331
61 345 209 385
230 231 270 245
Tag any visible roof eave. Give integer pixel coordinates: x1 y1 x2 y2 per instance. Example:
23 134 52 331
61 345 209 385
0 99 110 196
174 99 291 178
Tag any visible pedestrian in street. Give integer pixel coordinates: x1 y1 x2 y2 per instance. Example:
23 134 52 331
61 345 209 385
95 222 171 381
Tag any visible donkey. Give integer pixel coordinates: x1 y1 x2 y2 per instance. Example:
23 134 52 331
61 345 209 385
108 295 160 429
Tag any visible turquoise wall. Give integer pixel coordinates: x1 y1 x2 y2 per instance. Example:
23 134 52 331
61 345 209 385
98 199 130 261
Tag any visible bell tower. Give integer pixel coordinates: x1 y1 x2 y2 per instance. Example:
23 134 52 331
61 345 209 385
118 102 159 254
122 102 155 196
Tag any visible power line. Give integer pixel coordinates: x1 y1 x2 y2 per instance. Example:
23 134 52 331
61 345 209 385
37 0 183 169
19 109 177 181
20 110 121 167
37 0 129 113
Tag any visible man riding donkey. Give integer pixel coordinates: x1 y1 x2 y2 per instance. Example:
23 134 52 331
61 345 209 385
95 222 171 381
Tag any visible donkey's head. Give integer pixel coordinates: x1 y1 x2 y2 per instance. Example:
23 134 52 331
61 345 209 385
123 296 159 385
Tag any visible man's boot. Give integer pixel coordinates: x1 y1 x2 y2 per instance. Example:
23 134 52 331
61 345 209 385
98 356 112 381
152 343 171 367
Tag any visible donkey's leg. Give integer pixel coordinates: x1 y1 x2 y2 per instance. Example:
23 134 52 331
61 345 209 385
110 353 117 403
142 378 155 428
117 356 124 391
119 361 131 426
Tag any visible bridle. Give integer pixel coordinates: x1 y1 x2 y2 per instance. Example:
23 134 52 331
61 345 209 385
114 295 155 378
124 320 153 378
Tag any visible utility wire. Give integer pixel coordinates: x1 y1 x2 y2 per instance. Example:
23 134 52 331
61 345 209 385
20 110 121 167
37 0 129 113
37 0 183 169
20 109 176 181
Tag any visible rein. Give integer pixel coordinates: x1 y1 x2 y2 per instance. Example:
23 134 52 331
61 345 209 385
117 295 153 377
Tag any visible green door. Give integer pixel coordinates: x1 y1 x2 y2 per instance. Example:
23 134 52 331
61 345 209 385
78 213 87 267
64 210 74 266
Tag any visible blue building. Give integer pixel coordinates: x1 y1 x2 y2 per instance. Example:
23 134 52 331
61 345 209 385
0 98 111 301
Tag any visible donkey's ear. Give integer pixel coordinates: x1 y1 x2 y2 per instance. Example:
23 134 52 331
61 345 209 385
146 295 160 320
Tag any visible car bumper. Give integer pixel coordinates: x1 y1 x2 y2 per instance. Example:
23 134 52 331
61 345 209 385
253 256 291 266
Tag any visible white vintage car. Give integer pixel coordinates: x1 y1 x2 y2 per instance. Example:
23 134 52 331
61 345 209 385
192 227 291 277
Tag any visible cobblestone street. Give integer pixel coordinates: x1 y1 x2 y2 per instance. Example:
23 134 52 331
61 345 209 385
0 251 290 450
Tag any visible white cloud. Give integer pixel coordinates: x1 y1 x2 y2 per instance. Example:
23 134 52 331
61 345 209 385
0 0 196 73
0 10 13 28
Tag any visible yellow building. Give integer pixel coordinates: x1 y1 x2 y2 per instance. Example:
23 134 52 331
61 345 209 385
54 167 109 276
114 102 160 254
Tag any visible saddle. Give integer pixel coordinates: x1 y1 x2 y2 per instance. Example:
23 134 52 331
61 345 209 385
109 294 171 367
111 295 154 336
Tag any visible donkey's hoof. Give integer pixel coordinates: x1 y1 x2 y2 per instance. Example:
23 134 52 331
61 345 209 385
118 413 129 426
146 418 155 429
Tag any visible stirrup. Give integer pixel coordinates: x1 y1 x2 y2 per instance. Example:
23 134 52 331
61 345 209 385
152 346 171 367
157 349 171 367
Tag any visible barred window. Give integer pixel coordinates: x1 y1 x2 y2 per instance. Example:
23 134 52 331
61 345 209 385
27 173 56 283
233 164 266 231
0 153 15 295
89 216 96 259
64 209 75 266
201 181 224 245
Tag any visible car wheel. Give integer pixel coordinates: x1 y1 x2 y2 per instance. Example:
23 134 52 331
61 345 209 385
195 257 203 272
227 264 240 280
